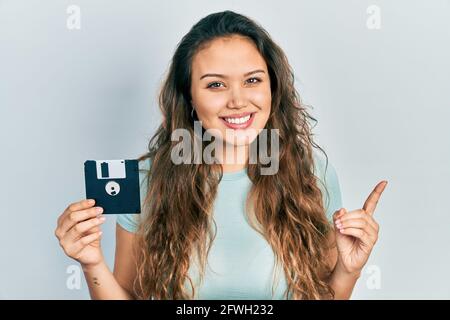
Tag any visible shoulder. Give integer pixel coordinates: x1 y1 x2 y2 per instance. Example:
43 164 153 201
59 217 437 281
139 157 151 172
312 150 343 222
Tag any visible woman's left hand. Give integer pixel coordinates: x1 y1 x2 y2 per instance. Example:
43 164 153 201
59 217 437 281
332 180 388 276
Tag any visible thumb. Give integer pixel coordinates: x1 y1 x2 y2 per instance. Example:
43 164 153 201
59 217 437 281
332 207 346 222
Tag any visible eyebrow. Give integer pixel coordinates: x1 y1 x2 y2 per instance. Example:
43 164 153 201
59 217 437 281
199 69 266 80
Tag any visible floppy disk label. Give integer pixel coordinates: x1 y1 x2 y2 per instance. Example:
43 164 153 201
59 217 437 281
96 160 126 180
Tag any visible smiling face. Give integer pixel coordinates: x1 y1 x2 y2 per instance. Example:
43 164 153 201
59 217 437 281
190 35 272 148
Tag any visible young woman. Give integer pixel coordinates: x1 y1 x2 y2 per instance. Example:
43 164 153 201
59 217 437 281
55 10 387 300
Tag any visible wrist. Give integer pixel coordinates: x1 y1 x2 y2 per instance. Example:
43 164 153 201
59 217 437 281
333 260 362 280
81 260 107 274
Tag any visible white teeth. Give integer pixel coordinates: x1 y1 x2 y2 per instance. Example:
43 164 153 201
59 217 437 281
224 115 251 124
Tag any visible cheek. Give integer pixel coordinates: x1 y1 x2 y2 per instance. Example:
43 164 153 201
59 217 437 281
250 86 271 110
250 87 272 120
193 92 226 121
194 101 226 131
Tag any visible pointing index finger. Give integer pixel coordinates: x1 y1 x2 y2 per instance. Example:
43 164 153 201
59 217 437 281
363 180 388 215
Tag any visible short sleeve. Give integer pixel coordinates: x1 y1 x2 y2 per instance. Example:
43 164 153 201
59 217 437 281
313 151 343 222
116 158 151 233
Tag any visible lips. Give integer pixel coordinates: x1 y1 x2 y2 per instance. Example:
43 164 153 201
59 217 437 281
219 112 256 129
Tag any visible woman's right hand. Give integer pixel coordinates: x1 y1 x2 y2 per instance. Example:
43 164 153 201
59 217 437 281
55 199 106 268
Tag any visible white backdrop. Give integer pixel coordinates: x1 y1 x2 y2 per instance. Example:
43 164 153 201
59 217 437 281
0 0 449 299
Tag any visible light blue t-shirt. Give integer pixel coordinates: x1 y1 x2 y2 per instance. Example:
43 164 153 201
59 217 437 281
116 151 342 299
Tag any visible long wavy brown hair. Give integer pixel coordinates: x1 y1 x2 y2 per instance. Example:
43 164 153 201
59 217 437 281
132 10 336 300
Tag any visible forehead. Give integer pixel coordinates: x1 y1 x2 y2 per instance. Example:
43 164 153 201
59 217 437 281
191 35 267 75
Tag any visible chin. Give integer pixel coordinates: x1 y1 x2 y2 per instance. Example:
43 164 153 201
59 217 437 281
223 129 259 147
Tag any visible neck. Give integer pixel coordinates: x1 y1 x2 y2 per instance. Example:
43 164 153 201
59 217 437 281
216 142 248 173
222 162 247 173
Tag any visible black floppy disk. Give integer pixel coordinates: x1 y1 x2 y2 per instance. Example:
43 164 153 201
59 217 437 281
84 159 141 214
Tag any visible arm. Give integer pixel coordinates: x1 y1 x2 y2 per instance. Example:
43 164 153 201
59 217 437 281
82 261 133 300
54 199 136 300
315 157 386 299
327 259 361 300
323 228 360 300
325 181 387 300
82 224 138 299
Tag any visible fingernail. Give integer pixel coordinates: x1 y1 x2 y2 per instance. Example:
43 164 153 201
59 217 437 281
99 216 106 222
88 199 95 205
96 207 103 214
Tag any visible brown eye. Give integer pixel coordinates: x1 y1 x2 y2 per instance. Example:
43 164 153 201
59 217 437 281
207 82 224 89
246 77 261 84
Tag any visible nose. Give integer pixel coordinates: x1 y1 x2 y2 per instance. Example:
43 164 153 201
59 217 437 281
227 84 247 110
